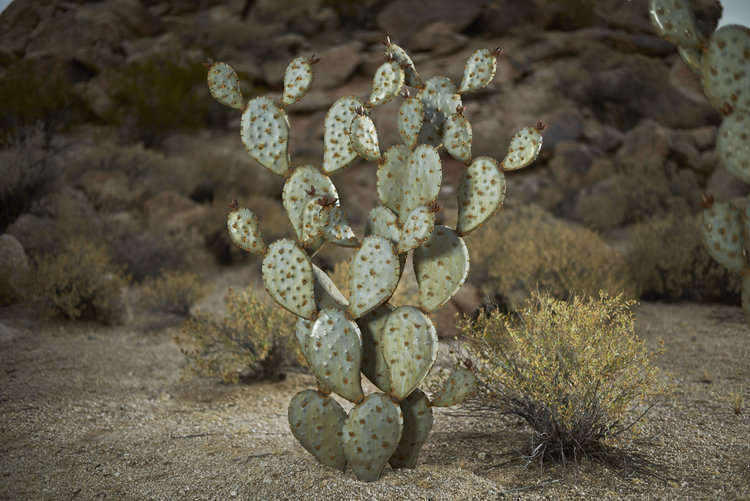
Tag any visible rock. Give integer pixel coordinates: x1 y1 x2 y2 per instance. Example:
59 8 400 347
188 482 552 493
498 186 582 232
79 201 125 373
313 41 363 90
670 131 702 170
0 233 30 294
616 120 672 166
539 108 585 151
410 22 469 55
582 120 624 152
707 165 750 200
688 126 717 151
470 0 554 36
669 57 710 105
572 27 676 56
7 213 58 257
549 141 597 191
376 0 487 46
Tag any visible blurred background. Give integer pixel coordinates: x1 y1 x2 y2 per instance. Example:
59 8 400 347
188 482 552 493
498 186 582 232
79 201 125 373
0 0 747 333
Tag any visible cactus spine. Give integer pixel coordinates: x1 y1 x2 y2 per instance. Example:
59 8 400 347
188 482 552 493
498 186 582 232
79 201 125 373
206 38 543 481
649 1 750 326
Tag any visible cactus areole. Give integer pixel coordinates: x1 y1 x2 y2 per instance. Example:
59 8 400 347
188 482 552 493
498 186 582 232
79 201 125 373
207 38 543 481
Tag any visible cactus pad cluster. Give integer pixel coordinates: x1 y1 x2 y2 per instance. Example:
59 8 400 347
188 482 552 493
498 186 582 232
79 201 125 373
208 38 543 481
649 0 750 325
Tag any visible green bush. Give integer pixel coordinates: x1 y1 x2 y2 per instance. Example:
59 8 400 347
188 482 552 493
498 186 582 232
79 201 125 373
26 238 131 321
462 292 664 462
139 270 207 316
107 51 208 146
176 286 298 383
625 213 741 302
469 204 630 308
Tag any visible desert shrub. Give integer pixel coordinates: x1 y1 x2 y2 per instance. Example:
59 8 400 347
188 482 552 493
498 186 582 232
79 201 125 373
470 204 630 308
0 60 83 144
25 238 131 321
176 286 298 383
0 125 60 232
139 270 207 316
462 292 664 462
107 51 208 146
625 213 741 302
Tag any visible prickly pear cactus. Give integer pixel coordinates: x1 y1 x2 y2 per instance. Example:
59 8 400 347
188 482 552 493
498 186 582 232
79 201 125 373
207 37 544 481
649 2 750 327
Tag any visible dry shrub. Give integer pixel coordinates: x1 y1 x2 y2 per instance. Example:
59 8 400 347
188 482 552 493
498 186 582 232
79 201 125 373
462 292 664 462
25 238 131 322
139 270 207 316
469 204 629 308
176 286 297 383
625 213 741 301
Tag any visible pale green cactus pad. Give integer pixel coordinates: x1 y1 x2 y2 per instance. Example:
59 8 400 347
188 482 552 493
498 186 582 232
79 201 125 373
384 39 421 88
323 96 365 173
382 306 438 400
413 225 470 312
350 112 381 162
343 393 403 482
365 206 401 244
295 317 334 393
701 201 745 273
282 165 338 240
430 368 476 407
418 76 462 147
459 48 499 94
282 56 316 106
443 111 472 164
389 389 433 469
678 46 702 74
399 144 442 222
398 96 424 150
397 206 435 254
241 96 291 176
307 308 364 402
370 60 404 107
323 206 358 247
701 25 750 113
227 207 265 254
501 124 544 171
207 61 244 109
648 0 704 49
377 145 411 214
358 304 394 393
348 236 400 318
288 390 347 471
457 156 507 235
300 198 327 245
262 238 316 319
313 264 349 310
717 111 750 184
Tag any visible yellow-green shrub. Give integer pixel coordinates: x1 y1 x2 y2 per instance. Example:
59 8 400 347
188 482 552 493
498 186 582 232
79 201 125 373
469 204 630 308
139 270 207 316
462 292 664 461
26 238 131 321
177 286 297 383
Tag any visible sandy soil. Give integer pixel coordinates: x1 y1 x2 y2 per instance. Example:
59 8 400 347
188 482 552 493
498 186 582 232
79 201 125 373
1 294 749 500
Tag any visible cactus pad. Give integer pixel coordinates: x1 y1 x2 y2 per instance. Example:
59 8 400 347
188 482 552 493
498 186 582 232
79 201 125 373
430 368 476 407
323 96 365 173
397 206 435 254
288 390 347 471
701 201 745 273
384 41 421 88
413 226 470 312
382 306 438 400
343 393 403 482
323 206 358 247
348 236 401 318
399 144 442 222
282 56 315 106
295 318 334 393
227 207 265 254
398 97 425 150
443 112 473 163
207 61 244 109
377 145 411 214
717 111 750 184
701 25 750 113
241 96 291 176
283 165 338 240
370 60 404 107
358 304 394 393
458 48 499 94
456 156 507 235
365 206 401 244
262 239 316 318
350 112 381 162
648 0 704 49
389 389 433 469
307 308 364 402
418 76 462 147
501 124 544 171
313 264 349 310
678 46 702 74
